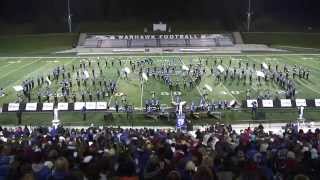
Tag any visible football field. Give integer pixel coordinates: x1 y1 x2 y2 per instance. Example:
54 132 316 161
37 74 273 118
1 54 320 105
1 54 320 126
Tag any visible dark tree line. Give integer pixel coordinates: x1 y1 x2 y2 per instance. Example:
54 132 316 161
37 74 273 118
0 0 319 28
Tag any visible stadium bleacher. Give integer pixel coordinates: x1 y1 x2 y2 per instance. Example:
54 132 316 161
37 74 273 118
189 39 217 47
130 39 157 47
217 36 234 46
159 39 187 47
81 34 234 49
100 40 127 48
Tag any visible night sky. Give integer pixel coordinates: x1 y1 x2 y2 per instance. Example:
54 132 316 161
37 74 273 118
0 0 319 29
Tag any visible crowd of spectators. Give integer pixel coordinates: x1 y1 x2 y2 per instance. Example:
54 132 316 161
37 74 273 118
0 123 319 180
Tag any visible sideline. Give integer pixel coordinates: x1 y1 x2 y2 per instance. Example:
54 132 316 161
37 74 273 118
1 53 320 59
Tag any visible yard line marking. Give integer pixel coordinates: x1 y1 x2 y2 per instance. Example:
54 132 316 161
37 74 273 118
140 81 143 109
178 58 203 97
220 82 240 102
2 58 75 97
0 59 18 70
279 55 320 95
0 58 41 80
295 79 320 95
283 55 320 72
262 55 320 97
108 76 121 107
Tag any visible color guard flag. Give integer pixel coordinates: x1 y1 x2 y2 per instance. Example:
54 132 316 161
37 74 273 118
182 65 189 71
83 70 90 79
142 72 148 81
46 77 52 86
123 67 131 74
256 71 265 78
13 85 23 92
262 62 268 70
204 84 213 92
217 65 225 73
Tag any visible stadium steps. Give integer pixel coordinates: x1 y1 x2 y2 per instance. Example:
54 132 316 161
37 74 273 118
77 33 87 46
97 40 103 48
156 39 160 47
233 32 244 44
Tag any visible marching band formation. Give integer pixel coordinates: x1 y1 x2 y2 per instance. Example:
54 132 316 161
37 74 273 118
12 56 311 113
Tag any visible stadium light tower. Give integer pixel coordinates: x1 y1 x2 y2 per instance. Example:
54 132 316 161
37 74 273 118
247 0 252 32
67 0 72 33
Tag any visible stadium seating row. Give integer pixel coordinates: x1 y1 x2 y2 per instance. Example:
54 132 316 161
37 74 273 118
81 34 234 48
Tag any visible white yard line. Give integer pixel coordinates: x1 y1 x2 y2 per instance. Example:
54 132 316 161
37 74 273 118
296 80 320 95
245 55 271 93
0 60 18 70
278 55 320 95
179 58 203 97
140 81 144 109
220 82 240 102
141 83 143 109
108 77 121 107
0 58 41 79
282 55 320 72
3 58 75 91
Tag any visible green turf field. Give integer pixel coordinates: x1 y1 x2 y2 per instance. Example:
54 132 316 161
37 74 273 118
1 54 320 125
1 54 320 105
243 32 320 50
0 33 77 56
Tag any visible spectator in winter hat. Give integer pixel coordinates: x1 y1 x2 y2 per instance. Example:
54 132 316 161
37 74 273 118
310 148 318 159
166 170 181 180
49 157 76 180
193 166 216 180
0 145 11 179
293 174 310 180
32 152 51 180
182 161 196 180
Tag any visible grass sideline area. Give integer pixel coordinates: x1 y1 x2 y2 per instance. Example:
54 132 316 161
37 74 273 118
243 32 320 50
1 108 320 127
0 32 320 57
0 33 77 56
1 54 320 126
